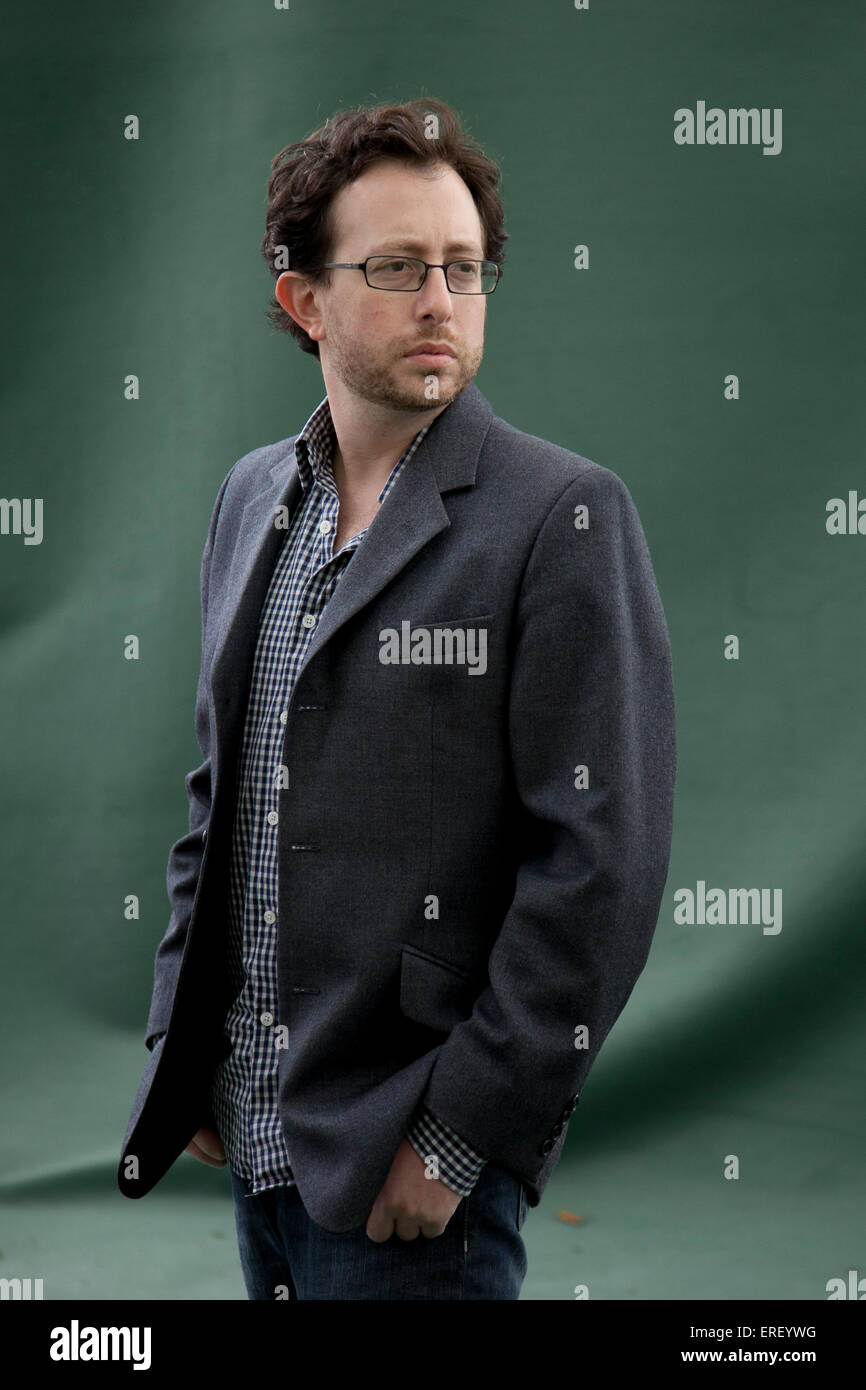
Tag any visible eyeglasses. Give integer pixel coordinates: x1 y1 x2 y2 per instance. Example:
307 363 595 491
320 256 501 294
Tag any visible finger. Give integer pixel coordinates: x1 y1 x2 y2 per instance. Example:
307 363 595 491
186 1140 226 1167
365 1215 394 1244
392 1217 425 1241
199 1139 226 1161
196 1127 226 1159
419 1221 445 1239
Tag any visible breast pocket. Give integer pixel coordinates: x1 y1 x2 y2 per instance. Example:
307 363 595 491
373 612 495 686
399 945 477 1034
417 613 494 680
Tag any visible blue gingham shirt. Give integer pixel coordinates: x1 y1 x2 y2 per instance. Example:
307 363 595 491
210 395 488 1199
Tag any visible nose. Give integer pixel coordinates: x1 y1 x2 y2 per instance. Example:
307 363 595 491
414 265 454 319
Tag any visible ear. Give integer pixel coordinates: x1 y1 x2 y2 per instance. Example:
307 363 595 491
276 270 326 342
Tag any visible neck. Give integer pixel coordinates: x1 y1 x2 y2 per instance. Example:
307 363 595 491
324 376 451 493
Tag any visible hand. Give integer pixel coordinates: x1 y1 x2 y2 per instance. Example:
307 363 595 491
184 1125 226 1168
366 1138 462 1242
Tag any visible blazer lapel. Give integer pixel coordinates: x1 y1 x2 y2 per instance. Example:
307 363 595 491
210 381 494 726
302 381 494 670
210 459 301 723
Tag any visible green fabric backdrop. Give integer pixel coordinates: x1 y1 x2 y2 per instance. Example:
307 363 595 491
1 0 863 1300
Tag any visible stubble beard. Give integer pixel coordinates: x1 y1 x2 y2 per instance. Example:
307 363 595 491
324 319 483 414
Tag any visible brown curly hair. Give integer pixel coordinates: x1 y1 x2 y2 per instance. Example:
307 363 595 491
262 97 508 357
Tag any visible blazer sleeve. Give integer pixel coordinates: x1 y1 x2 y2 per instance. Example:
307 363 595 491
143 466 235 1050
418 464 676 1180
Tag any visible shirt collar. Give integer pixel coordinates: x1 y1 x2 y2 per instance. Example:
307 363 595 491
293 395 433 505
294 396 339 499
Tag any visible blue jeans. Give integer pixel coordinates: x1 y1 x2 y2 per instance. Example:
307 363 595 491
230 1163 528 1300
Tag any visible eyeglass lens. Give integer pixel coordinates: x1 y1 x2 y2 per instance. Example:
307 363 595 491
366 256 497 293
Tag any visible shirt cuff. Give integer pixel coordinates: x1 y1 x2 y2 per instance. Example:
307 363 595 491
405 1105 488 1197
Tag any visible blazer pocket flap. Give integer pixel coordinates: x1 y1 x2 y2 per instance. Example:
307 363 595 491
418 612 494 627
399 946 475 1033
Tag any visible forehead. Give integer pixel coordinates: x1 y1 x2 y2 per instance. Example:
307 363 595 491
328 158 485 253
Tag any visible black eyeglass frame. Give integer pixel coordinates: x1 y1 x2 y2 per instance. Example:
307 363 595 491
319 256 502 294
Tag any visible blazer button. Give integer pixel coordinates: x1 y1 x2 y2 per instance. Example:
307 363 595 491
551 1122 563 1138
570 1093 580 1109
540 1138 554 1156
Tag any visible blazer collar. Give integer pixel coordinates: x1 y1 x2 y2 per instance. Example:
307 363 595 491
273 377 493 505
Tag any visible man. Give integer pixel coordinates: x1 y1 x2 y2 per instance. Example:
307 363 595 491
118 98 676 1301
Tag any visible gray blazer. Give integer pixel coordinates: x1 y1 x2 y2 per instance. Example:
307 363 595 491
117 381 676 1232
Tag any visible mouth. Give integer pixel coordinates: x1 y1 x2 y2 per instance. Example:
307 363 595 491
404 344 457 365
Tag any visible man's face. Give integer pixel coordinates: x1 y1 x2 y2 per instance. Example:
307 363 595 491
282 159 488 413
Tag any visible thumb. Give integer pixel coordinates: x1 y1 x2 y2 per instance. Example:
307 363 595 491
196 1126 225 1158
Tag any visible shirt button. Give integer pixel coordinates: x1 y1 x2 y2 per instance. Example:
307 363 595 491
280 710 288 724
319 519 332 535
263 910 276 924
302 614 317 629
267 811 279 826
260 1012 274 1027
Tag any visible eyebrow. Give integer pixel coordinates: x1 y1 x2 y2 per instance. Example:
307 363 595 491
372 238 485 257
